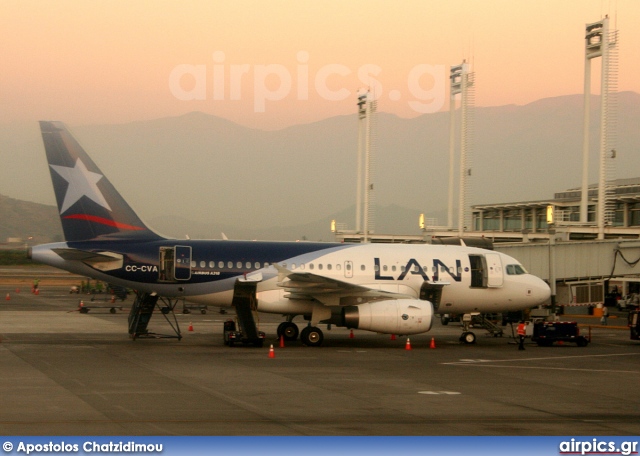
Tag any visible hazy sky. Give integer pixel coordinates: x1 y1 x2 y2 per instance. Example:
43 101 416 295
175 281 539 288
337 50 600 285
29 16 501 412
1 1 639 130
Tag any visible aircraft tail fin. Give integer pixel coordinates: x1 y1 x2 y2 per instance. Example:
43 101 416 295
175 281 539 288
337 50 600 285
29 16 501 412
39 121 162 242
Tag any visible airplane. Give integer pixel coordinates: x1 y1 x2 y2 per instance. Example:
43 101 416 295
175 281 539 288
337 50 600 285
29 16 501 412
29 121 551 346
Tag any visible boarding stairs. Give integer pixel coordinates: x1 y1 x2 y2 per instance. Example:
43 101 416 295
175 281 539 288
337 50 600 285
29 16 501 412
470 313 504 337
128 292 158 338
231 280 261 343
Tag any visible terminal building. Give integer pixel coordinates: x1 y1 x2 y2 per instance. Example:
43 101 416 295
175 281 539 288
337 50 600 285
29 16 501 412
470 178 640 242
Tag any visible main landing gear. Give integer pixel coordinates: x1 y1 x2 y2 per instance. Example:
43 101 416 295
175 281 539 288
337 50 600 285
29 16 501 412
276 320 324 347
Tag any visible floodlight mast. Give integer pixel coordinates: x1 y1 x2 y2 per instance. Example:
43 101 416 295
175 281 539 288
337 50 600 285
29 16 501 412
355 91 376 243
580 16 618 239
448 61 474 236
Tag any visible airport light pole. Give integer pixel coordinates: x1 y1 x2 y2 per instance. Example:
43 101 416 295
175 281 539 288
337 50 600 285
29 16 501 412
547 205 557 313
580 16 618 237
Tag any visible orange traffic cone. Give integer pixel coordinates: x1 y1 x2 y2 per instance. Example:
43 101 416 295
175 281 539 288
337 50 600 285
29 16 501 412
110 295 115 303
79 300 84 307
5 293 10 301
391 334 396 340
188 322 194 332
268 344 275 358
279 335 285 348
35 288 39 295
405 337 412 350
349 329 354 339
430 337 436 349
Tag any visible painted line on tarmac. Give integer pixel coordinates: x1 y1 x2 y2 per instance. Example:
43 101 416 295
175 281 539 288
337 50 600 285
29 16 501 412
418 391 461 395
447 364 640 373
444 352 640 373
445 352 640 364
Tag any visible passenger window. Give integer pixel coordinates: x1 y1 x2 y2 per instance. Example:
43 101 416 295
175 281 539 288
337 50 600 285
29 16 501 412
360 264 365 271
383 265 388 272
209 261 215 268
191 261 196 268
200 261 205 268
392 265 397 272
337 264 342 271
345 263 351 271
246 262 251 269
255 262 261 269
318 264 323 270
218 261 224 268
309 264 315 270
327 264 332 270
227 261 233 268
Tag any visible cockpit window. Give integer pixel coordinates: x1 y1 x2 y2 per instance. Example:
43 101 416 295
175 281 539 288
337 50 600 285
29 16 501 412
506 264 528 275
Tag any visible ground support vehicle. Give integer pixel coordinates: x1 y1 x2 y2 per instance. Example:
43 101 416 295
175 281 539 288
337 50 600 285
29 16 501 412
532 321 589 347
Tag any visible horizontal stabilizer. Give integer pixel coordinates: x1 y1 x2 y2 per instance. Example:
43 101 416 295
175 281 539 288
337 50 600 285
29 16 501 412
52 248 124 271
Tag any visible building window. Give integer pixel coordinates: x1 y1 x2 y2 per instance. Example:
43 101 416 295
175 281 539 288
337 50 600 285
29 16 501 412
629 203 640 226
482 210 500 231
503 209 522 231
613 203 625 227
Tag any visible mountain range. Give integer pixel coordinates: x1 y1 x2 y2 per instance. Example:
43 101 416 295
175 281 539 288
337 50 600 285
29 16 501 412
1 91 639 243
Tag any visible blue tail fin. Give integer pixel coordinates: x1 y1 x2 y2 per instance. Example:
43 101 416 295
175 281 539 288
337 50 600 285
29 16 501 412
39 121 162 242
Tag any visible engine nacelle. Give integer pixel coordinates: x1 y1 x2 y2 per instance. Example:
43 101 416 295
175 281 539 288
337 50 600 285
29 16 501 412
342 299 433 335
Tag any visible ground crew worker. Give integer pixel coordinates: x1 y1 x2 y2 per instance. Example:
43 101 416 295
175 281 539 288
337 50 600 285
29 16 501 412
601 306 609 325
517 321 526 350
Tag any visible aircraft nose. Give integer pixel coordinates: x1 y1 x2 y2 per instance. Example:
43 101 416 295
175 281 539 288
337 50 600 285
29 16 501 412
532 277 551 305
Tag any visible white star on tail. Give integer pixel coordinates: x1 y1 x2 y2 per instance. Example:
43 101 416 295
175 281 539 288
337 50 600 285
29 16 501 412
50 158 112 214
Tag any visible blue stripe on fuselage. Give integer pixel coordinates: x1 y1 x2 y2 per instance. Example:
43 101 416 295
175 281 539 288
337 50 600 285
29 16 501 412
67 239 355 285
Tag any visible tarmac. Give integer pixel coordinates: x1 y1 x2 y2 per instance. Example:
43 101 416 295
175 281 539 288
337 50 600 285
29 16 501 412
0 279 639 436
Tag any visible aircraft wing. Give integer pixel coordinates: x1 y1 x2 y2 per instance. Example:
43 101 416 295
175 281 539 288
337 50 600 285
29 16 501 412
274 264 413 306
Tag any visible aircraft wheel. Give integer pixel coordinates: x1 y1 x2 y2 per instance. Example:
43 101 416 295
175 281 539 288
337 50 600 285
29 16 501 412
277 322 299 341
441 316 450 325
201 309 207 314
300 326 324 347
110 308 116 314
461 331 476 344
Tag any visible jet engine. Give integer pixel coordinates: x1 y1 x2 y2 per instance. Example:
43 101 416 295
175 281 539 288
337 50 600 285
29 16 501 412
342 299 433 335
